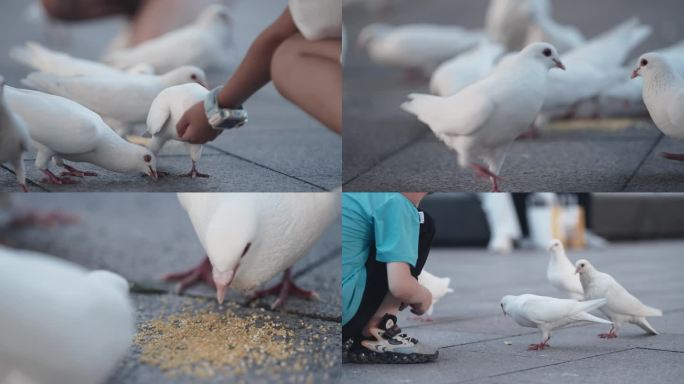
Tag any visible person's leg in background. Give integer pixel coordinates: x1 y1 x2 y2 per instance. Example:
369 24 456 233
41 0 223 45
271 34 342 133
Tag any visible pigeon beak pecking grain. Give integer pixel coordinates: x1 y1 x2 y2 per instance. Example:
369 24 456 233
553 59 566 71
148 166 158 181
213 269 235 304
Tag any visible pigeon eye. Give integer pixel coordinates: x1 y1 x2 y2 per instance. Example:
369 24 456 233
191 74 197 80
641 59 648 67
143 154 151 163
581 263 585 267
241 243 251 258
543 48 552 57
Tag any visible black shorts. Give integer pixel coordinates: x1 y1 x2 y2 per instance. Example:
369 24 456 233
342 211 436 342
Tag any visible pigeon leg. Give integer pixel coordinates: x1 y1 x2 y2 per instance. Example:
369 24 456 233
180 161 210 178
528 337 550 351
249 268 319 310
598 326 618 339
162 256 214 293
41 169 79 185
660 152 684 161
470 164 503 192
60 164 98 178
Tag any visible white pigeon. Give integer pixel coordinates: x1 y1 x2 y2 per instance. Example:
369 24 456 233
540 18 650 118
575 259 662 338
0 78 30 192
0 246 134 384
563 18 652 71
358 23 485 75
146 83 210 178
167 192 341 308
22 66 207 137
486 0 550 51
631 53 684 161
601 39 684 109
416 270 454 320
500 294 612 350
4 86 158 184
401 43 565 192
103 4 236 74
547 239 583 300
524 2 585 54
10 41 155 77
430 40 505 96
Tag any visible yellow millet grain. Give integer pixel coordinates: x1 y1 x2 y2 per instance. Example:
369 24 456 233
134 307 301 378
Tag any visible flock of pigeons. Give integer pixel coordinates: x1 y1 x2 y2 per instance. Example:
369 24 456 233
501 240 662 350
0 5 236 192
0 192 340 384
356 0 684 191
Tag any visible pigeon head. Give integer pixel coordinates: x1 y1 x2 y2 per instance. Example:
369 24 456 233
196 4 233 27
162 66 208 88
521 42 565 71
548 239 563 252
205 202 259 304
574 259 593 275
136 148 158 181
632 52 671 80
357 23 390 48
500 295 516 316
86 270 130 297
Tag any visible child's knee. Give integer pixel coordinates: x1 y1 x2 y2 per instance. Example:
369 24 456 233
271 34 306 94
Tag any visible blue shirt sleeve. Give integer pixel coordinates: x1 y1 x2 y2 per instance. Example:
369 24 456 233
373 196 420 266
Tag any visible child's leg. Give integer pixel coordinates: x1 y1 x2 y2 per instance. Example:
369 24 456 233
361 293 402 337
411 211 436 277
271 34 342 134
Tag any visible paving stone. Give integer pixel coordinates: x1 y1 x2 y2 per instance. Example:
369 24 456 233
474 348 684 384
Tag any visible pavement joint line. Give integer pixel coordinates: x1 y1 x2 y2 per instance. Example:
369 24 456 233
474 347 638 381
204 143 330 191
620 132 665 191
343 130 431 186
635 347 684 354
440 332 538 350
0 164 48 192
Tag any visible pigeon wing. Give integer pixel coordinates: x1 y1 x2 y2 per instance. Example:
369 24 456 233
403 85 495 136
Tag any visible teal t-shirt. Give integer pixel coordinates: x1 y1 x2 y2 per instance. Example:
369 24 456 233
342 193 420 325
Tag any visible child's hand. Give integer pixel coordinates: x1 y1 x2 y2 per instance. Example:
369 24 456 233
176 102 223 144
409 286 433 316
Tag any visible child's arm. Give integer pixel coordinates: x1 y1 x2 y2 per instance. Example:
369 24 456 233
386 262 433 315
177 7 299 144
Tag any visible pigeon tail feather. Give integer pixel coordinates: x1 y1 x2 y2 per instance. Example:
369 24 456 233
635 318 659 335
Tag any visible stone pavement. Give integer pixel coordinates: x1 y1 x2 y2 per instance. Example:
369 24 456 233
1 194 341 383
0 0 340 192
343 0 684 192
342 241 684 384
